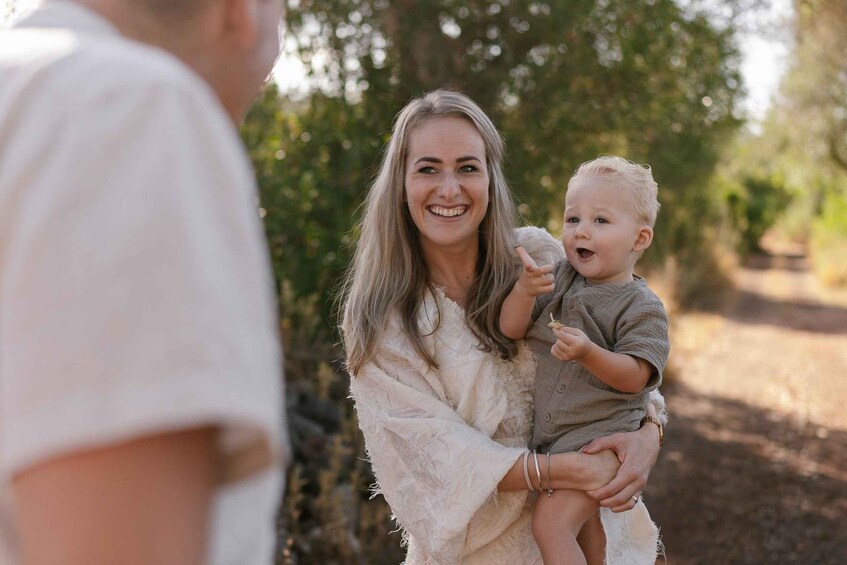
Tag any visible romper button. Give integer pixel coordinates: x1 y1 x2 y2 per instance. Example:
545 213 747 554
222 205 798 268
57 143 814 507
557 385 565 394
544 413 552 422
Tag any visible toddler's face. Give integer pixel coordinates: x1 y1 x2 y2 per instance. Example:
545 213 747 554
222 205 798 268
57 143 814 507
561 179 651 285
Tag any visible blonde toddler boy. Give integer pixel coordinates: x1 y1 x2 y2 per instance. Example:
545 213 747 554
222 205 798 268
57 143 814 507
500 156 670 565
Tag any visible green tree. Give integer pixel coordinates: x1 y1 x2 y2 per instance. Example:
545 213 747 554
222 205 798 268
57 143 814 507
251 2 752 562
269 0 744 312
782 0 847 173
746 0 847 285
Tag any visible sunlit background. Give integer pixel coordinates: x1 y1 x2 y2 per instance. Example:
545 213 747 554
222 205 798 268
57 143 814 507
1 0 793 123
3 1 845 564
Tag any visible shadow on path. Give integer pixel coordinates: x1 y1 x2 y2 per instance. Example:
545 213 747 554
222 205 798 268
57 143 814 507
744 251 808 273
718 250 847 335
723 290 847 335
648 379 847 565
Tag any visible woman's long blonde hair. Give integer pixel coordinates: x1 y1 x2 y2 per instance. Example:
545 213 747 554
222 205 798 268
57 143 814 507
340 90 520 375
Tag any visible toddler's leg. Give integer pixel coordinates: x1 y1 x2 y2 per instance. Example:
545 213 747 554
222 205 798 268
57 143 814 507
577 511 606 565
532 488 599 565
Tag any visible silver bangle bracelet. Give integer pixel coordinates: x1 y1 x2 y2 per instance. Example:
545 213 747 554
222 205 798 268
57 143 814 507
532 451 542 492
545 451 553 497
522 451 534 491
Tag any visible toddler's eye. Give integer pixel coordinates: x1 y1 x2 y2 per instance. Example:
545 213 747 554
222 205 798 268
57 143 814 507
596 217 609 224
565 217 579 224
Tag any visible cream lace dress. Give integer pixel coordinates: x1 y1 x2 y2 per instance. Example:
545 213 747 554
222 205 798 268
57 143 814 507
350 227 664 564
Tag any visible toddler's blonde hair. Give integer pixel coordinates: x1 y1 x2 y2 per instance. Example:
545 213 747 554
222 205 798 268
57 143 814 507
568 156 660 227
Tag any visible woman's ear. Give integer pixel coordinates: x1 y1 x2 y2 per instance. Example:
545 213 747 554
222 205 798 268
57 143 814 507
633 225 654 252
222 0 258 50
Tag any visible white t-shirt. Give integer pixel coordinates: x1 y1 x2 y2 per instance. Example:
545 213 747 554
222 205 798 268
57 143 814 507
0 2 286 563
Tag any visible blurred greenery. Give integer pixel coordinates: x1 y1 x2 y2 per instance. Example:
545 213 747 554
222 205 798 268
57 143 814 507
728 0 847 284
722 173 792 256
4 0 843 562
253 0 746 318
777 0 847 284
245 1 767 562
7 0 844 562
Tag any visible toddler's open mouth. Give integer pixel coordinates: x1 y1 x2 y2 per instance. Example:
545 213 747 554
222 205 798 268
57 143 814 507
576 247 595 260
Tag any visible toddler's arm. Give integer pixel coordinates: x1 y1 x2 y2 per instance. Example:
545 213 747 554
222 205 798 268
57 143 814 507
499 246 555 339
550 326 654 393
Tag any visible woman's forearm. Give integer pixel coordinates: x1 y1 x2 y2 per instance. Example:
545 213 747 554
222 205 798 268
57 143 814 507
497 452 533 492
497 449 619 492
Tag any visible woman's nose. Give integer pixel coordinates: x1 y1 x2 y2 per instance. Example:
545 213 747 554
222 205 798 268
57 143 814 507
436 173 461 198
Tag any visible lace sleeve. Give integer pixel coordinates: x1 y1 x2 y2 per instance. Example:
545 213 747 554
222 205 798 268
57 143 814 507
350 357 525 563
648 389 668 426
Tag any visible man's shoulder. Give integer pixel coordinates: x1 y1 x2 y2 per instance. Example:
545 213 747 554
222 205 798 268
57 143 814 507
0 27 216 115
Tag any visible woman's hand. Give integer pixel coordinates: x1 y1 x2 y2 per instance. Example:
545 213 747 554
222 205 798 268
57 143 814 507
547 449 620 492
498 449 619 493
580 423 661 512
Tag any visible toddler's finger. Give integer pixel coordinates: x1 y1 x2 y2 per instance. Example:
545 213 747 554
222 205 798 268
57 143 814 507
536 263 555 275
553 327 579 342
515 246 538 272
550 346 570 362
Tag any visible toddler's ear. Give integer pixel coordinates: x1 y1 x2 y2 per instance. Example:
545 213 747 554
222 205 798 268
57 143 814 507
633 225 654 252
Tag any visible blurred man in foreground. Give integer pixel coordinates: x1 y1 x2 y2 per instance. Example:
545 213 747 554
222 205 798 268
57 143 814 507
0 1 287 563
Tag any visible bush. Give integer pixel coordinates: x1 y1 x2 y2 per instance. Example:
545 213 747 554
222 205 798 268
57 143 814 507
723 174 792 256
811 189 847 286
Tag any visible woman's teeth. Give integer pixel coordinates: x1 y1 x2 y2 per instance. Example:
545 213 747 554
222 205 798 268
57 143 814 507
429 205 467 217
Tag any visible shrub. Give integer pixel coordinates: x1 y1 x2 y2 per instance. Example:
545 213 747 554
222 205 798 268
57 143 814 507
811 189 847 286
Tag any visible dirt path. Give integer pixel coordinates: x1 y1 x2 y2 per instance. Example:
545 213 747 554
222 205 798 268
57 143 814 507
648 244 847 564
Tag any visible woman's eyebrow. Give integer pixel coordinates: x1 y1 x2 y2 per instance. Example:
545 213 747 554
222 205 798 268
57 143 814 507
413 156 443 165
412 155 483 166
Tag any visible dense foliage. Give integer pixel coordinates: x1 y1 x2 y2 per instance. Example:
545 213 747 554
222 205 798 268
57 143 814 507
244 1 752 562
734 0 847 284
253 0 744 320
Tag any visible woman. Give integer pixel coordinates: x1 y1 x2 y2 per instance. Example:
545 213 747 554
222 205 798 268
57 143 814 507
341 90 665 564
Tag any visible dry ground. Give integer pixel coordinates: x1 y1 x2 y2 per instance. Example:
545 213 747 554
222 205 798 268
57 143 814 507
647 242 847 564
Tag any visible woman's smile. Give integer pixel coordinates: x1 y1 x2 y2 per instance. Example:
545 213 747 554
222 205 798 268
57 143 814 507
428 205 469 218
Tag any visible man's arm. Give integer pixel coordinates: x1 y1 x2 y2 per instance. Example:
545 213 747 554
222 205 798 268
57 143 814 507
13 427 217 565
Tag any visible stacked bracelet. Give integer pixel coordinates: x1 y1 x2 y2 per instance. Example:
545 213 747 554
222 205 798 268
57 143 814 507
532 451 541 493
522 451 534 492
545 452 553 497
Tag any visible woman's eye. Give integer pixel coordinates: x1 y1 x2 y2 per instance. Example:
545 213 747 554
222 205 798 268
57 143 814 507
418 166 437 174
459 164 479 173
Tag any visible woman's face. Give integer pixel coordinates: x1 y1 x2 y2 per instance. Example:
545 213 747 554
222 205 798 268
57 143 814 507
404 117 490 256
